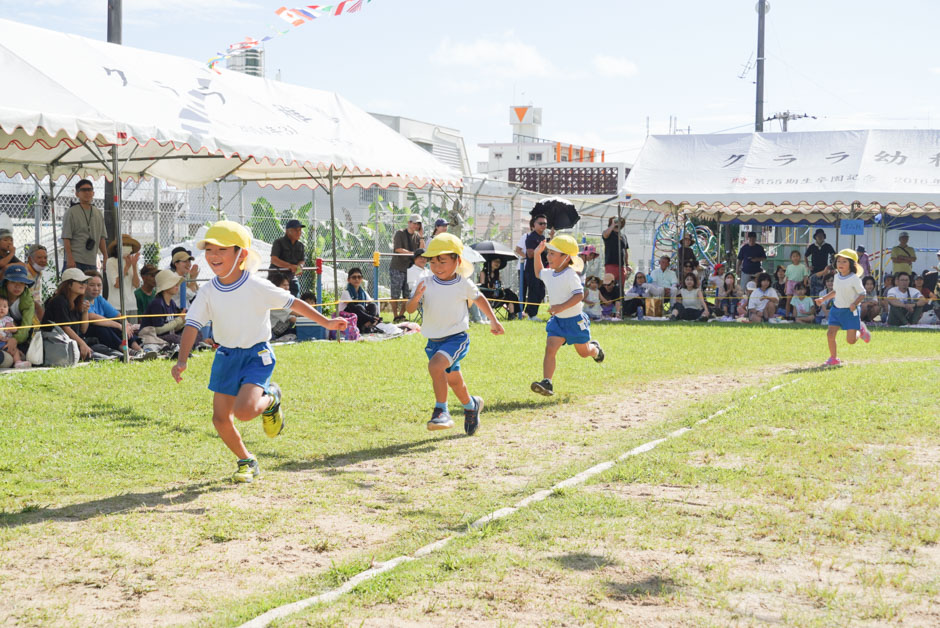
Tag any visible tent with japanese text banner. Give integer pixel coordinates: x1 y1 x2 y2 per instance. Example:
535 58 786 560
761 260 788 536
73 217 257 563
0 18 461 345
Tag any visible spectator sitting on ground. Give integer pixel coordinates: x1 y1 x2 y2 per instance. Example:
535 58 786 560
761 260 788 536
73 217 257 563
738 280 756 318
41 268 93 361
82 270 148 356
717 272 743 318
578 245 601 284
268 273 298 340
583 275 603 320
24 244 48 321
648 255 678 308
789 282 816 323
169 248 199 308
672 272 709 321
772 265 789 316
105 235 141 322
747 272 779 323
0 295 28 368
913 274 934 302
860 275 881 323
478 257 519 317
622 272 651 319
598 273 622 318
135 264 158 315
408 249 431 295
0 228 22 275
680 259 698 284
886 272 928 326
815 274 835 324
338 267 380 334
707 263 725 291
0 264 36 350
144 269 186 345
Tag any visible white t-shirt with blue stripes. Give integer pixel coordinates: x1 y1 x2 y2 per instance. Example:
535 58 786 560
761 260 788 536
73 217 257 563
185 272 294 348
420 275 480 339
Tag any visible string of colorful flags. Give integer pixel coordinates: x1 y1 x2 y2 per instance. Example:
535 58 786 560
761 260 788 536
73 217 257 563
208 0 372 71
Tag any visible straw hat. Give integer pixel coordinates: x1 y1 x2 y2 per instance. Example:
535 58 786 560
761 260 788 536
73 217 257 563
154 269 184 293
546 234 584 272
107 234 141 257
422 233 473 278
195 220 261 272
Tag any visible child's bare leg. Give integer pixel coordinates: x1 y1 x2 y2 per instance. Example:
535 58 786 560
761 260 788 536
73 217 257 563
763 302 776 319
573 342 598 359
428 352 450 403
542 336 565 380
446 370 470 406
233 383 269 421
846 329 858 345
826 326 839 359
212 393 251 459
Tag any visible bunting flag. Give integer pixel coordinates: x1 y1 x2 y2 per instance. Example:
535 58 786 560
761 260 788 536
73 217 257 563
208 0 372 71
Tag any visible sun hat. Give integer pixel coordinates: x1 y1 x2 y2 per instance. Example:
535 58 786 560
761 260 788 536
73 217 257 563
196 220 261 272
61 267 90 283
835 248 863 276
422 233 473 277
171 250 194 266
546 234 584 272
285 219 304 230
107 234 141 257
154 269 184 293
602 272 615 284
2 264 35 286
409 213 422 224
580 244 599 259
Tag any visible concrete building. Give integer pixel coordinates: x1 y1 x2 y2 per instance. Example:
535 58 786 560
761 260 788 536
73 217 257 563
225 47 264 78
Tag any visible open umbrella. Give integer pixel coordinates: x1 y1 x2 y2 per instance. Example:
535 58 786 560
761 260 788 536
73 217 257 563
470 240 518 271
531 197 580 230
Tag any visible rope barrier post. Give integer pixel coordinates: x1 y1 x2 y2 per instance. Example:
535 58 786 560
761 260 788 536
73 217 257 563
315 257 323 314
372 251 380 301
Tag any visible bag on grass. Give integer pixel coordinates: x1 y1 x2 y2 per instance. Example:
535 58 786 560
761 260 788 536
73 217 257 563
26 330 43 365
42 325 80 367
328 311 360 341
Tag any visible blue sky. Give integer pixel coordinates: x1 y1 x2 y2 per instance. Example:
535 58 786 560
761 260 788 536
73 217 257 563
4 0 939 170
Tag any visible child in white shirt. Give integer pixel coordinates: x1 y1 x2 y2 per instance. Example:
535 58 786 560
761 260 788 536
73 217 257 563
747 273 779 323
814 249 870 366
582 276 603 320
530 235 604 397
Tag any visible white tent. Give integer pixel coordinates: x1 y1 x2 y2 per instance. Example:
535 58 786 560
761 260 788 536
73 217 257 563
622 129 940 223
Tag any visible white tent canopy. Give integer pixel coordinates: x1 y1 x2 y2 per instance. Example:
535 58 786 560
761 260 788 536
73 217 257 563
0 18 461 190
623 129 940 221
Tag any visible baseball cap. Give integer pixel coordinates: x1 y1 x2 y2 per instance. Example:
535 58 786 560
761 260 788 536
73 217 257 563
0 229 12 240
899 231 910 238
61 267 90 283
434 218 449 228
285 219 304 230
409 213 422 224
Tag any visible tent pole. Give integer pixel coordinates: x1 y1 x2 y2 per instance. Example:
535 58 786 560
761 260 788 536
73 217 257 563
111 146 129 363
879 218 886 284
47 168 60 279
329 169 339 303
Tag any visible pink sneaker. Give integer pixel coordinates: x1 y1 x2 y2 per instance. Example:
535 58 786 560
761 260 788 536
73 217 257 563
859 322 871 344
824 357 842 367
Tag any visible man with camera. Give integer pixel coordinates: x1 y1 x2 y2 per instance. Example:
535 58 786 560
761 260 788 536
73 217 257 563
62 179 108 272
602 216 630 287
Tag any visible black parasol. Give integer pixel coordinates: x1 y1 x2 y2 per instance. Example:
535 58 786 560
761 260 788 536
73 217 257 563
530 197 580 230
470 240 518 271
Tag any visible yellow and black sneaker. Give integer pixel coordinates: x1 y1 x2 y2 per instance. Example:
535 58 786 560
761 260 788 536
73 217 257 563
232 458 260 483
262 383 284 438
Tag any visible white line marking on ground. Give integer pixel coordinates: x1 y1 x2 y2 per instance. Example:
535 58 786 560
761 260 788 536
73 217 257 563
238 377 801 627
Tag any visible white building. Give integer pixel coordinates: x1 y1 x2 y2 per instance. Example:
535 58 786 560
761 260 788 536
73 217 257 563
225 48 264 78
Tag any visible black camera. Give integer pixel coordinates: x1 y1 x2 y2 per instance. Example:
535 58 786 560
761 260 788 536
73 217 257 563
85 238 95 251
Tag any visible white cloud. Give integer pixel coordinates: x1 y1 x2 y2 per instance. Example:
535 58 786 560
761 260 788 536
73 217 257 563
930 67 940 75
592 54 638 78
433 34 554 78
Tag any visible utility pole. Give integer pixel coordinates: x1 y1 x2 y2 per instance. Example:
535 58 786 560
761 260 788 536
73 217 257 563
755 0 767 132
104 1 122 244
766 111 817 132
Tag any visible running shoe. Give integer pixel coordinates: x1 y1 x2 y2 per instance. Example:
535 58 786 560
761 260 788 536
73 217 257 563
859 322 871 344
232 458 260 483
823 357 842 367
262 383 285 437
427 407 454 431
464 396 483 436
589 340 605 363
531 379 554 396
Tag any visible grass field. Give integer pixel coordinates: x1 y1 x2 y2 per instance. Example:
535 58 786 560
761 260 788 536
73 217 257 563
0 320 938 626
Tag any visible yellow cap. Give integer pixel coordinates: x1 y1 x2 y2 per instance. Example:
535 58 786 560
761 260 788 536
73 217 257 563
423 233 474 277
835 248 863 276
546 234 584 272
196 220 260 272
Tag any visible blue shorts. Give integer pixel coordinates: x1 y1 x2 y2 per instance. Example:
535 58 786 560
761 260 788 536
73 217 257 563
208 341 275 397
546 313 591 345
827 306 861 330
424 332 470 373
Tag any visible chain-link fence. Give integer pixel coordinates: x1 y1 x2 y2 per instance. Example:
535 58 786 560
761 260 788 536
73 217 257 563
0 174 663 308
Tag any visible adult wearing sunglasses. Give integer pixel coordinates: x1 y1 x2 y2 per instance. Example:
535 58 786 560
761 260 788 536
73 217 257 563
523 214 551 318
338 267 380 334
62 179 108 272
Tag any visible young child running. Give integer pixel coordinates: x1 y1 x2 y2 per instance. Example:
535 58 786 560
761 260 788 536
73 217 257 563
406 233 504 435
814 248 871 367
531 235 604 396
171 221 346 483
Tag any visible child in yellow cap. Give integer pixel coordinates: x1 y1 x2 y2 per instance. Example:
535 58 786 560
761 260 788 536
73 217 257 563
170 220 347 483
814 248 870 367
405 233 504 435
531 234 604 396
